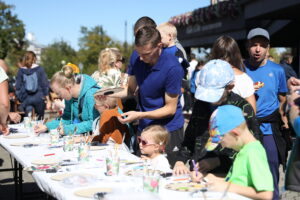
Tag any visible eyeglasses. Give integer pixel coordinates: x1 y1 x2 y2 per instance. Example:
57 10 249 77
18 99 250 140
137 136 156 146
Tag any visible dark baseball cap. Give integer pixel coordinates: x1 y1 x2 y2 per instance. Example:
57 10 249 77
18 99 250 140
247 28 269 41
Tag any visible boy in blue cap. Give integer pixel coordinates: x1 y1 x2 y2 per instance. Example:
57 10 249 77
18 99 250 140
191 105 273 200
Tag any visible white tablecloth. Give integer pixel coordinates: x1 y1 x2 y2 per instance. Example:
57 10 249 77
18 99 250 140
0 124 250 200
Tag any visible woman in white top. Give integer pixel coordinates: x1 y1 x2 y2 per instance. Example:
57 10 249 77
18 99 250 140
211 35 256 113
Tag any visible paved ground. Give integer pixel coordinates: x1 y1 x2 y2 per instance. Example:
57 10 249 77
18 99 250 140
0 113 299 199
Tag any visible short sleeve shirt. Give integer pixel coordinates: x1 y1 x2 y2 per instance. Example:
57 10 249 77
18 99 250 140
130 49 184 132
0 67 8 83
127 50 139 75
232 73 255 98
226 141 274 192
245 60 288 134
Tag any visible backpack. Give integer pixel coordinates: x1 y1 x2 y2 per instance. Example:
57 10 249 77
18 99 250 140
23 72 38 94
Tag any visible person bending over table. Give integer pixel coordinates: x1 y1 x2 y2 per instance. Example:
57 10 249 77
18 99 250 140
34 65 99 135
102 26 184 166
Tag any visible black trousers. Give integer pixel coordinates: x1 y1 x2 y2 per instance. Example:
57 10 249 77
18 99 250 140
165 127 184 168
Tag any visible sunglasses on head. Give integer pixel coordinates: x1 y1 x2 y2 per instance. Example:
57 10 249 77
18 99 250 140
137 136 155 146
117 57 126 63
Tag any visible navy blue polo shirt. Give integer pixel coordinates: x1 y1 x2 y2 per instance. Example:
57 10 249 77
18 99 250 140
128 49 184 132
127 50 139 75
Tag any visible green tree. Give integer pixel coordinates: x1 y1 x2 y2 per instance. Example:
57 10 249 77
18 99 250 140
269 48 280 63
41 40 77 78
0 1 26 59
78 26 122 75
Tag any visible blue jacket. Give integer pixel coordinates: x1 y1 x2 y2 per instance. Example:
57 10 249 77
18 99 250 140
15 66 49 102
46 75 100 134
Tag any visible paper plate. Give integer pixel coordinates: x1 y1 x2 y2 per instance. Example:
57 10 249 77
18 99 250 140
89 146 106 151
51 173 94 181
94 87 124 96
74 187 112 198
31 158 59 165
10 141 39 146
3 134 29 139
165 182 206 192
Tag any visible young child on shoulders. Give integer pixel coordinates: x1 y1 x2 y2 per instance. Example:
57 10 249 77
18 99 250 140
139 125 171 173
92 95 129 145
157 22 189 76
191 105 273 200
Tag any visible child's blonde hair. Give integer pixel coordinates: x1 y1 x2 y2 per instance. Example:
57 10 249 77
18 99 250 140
157 22 177 40
142 125 169 152
95 96 117 109
51 65 79 87
98 48 122 74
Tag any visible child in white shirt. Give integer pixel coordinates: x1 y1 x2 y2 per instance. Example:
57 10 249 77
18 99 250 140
138 125 171 172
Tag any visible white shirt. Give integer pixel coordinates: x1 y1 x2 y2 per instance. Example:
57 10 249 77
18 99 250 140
0 67 8 83
150 154 171 173
188 59 198 80
232 73 255 98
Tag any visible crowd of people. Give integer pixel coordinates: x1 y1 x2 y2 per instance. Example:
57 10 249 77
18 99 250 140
1 16 300 200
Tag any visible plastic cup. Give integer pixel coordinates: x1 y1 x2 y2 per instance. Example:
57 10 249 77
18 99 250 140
143 175 160 194
50 129 59 145
106 156 120 176
63 135 74 151
78 144 89 162
23 117 31 128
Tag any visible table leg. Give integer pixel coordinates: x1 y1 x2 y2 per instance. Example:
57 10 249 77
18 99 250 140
18 163 23 199
13 158 19 200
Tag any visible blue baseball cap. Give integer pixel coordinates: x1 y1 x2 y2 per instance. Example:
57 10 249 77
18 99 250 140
195 59 234 103
205 105 246 151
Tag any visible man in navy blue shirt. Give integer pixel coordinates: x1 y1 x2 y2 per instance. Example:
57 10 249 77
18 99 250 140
115 26 184 166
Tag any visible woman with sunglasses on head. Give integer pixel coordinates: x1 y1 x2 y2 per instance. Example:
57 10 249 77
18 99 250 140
139 125 171 173
34 65 99 135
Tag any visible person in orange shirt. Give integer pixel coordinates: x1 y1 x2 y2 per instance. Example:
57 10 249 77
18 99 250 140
92 95 129 145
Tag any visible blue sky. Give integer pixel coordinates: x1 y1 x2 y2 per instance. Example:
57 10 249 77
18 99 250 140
5 0 210 50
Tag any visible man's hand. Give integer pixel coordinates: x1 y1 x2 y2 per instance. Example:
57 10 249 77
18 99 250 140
118 111 142 124
288 77 300 92
173 161 190 175
0 124 10 136
8 112 21 123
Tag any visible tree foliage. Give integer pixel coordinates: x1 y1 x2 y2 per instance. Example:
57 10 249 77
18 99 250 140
269 48 280 63
78 25 133 75
41 40 77 78
0 1 26 59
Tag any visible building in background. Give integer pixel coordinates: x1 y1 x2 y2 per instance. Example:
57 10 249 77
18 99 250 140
26 33 44 64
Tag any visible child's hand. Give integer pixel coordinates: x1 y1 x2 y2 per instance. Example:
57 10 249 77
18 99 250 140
34 124 47 134
190 170 204 183
173 161 190 175
205 173 228 191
